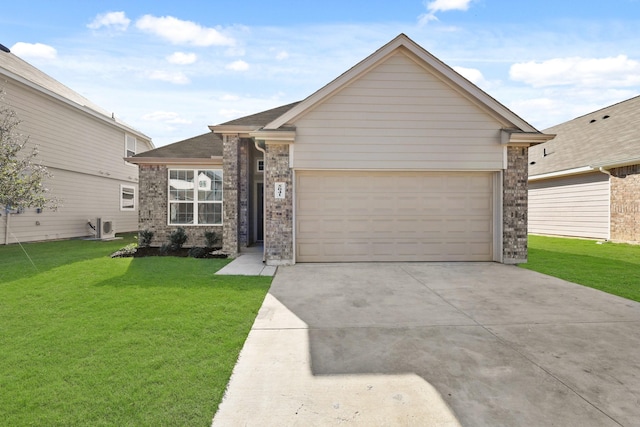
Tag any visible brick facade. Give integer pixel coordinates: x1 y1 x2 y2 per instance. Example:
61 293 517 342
503 146 529 263
264 143 294 265
238 138 250 248
609 165 640 243
222 135 240 256
138 164 223 247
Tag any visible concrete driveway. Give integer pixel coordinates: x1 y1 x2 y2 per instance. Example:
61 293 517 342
212 263 640 426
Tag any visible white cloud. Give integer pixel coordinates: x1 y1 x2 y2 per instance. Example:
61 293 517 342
10 42 57 60
142 111 192 124
453 66 486 85
226 60 249 71
166 52 197 65
419 0 473 24
510 55 640 88
148 70 190 84
276 50 289 60
135 15 235 47
87 11 131 31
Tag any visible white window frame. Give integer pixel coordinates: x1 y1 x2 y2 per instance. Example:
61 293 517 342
256 159 264 173
125 135 137 165
120 184 136 211
168 168 223 226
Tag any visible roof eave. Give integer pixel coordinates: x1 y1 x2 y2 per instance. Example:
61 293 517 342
126 156 223 165
592 155 640 170
209 124 261 137
528 166 596 181
502 130 556 146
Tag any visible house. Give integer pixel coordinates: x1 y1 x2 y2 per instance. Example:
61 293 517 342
130 34 553 265
528 95 640 243
0 44 153 244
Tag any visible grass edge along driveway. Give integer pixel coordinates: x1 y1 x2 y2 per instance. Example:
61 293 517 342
0 235 271 427
520 235 640 303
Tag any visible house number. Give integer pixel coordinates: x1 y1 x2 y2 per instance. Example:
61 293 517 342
275 182 286 199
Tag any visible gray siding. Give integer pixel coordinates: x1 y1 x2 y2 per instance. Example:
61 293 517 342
528 172 610 239
291 51 504 170
1 77 152 244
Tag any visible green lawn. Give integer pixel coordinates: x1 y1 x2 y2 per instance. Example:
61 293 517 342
0 235 271 426
521 235 640 302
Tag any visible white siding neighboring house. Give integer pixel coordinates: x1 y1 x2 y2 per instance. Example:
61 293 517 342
529 95 640 243
0 44 153 244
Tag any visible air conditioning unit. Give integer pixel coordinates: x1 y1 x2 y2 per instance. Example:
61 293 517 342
96 218 116 239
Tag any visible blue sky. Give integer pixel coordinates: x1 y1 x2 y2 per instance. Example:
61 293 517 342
1 0 640 147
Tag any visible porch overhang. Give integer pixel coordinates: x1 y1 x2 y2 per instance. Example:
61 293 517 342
501 129 555 146
249 128 296 144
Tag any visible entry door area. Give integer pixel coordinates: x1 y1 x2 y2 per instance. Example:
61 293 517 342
295 171 494 262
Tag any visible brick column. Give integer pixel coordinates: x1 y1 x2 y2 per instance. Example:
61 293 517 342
503 146 529 264
223 135 239 257
610 165 640 243
238 138 250 248
264 143 293 265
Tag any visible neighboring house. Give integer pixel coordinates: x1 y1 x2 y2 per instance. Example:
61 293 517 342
130 34 553 265
0 44 153 245
529 95 640 243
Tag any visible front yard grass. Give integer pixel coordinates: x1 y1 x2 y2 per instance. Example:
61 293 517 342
521 235 640 302
0 235 271 426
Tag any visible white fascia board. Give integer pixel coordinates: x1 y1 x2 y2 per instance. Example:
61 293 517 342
501 129 556 146
249 129 296 143
528 166 594 181
126 157 223 166
592 155 640 170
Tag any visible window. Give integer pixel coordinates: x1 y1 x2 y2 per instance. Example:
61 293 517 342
120 185 135 211
125 135 137 158
257 159 264 173
168 169 223 225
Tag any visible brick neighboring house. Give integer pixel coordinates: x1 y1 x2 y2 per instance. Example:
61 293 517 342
529 95 640 243
130 34 553 265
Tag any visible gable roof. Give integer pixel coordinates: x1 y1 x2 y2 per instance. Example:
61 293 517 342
265 34 540 134
529 95 640 177
127 132 222 165
218 101 301 127
0 47 151 142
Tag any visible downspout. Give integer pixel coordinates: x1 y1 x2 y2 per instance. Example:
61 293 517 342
253 139 267 263
598 167 612 241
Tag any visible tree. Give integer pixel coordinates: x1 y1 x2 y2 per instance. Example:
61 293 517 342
0 91 59 213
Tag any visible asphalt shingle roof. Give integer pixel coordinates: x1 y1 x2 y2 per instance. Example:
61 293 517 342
133 132 222 159
218 101 301 127
529 95 640 175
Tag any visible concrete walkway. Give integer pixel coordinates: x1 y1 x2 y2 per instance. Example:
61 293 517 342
215 246 276 276
212 262 640 426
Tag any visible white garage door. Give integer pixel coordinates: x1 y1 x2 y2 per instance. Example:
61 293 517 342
296 171 494 262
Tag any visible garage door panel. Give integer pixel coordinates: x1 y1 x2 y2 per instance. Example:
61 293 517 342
296 171 494 262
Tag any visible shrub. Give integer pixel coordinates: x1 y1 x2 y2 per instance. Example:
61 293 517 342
188 247 208 258
159 243 171 255
204 231 221 248
139 229 154 248
169 228 188 251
